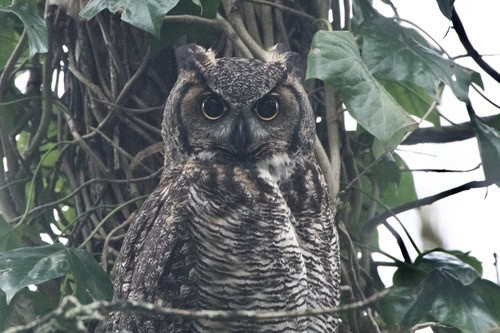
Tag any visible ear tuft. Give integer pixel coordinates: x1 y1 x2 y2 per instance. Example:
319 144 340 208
175 44 216 72
267 43 302 76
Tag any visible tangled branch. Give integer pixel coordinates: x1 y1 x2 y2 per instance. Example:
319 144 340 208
5 291 389 333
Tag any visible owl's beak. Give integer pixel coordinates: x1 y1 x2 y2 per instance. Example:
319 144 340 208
229 117 251 155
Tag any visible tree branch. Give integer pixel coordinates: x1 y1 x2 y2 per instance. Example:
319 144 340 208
451 8 500 83
163 14 253 58
401 114 499 145
5 291 389 333
363 178 497 235
242 0 316 22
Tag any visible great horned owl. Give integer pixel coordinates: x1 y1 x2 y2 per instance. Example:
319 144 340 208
106 44 340 332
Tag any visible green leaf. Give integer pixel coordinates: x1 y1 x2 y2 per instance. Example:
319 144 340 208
0 290 6 330
0 20 20 65
436 0 455 19
468 108 500 187
380 80 440 126
0 3 48 56
383 249 497 332
66 248 112 302
307 31 417 151
445 250 483 276
351 0 375 27
471 279 500 321
80 0 180 37
379 286 417 327
151 0 218 52
416 249 480 285
0 217 23 252
0 244 112 304
404 271 497 333
0 244 67 304
382 168 417 209
358 16 483 102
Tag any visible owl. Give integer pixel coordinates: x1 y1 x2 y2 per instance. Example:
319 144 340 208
106 44 340 332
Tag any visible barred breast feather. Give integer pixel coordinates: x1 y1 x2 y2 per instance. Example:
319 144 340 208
106 154 339 333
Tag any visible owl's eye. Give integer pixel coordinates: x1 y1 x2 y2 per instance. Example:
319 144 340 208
255 95 280 121
201 94 225 120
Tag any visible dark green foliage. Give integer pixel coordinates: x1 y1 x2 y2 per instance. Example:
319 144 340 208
307 31 417 152
0 1 48 56
381 250 500 333
0 244 112 304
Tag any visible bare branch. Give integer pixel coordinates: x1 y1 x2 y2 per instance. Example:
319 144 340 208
163 14 253 58
452 8 500 83
242 0 316 21
401 114 499 145
115 47 151 105
363 178 498 235
224 1 268 59
5 291 389 333
0 30 28 221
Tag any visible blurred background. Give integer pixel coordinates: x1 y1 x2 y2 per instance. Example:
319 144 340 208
369 0 500 285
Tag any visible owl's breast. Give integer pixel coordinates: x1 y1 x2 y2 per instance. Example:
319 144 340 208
183 162 308 331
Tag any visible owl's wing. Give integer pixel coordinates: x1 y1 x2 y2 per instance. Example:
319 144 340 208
107 172 190 332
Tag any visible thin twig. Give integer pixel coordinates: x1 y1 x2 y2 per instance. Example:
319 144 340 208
242 0 316 21
401 114 500 145
101 213 134 271
163 14 253 58
79 195 147 248
451 8 500 83
68 53 109 101
363 178 498 235
115 47 151 105
402 163 481 173
93 99 164 113
5 291 389 333
10 170 162 224
24 13 53 161
225 0 268 60
410 322 449 333
0 30 29 221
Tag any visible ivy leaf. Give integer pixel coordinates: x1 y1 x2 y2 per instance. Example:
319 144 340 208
0 244 112 304
358 16 483 102
381 249 498 332
0 19 20 65
436 0 455 19
416 249 480 285
66 247 113 303
379 286 417 327
374 154 418 209
307 31 417 152
0 290 6 331
80 0 180 37
380 80 440 126
468 107 500 187
0 3 48 56
0 216 32 252
404 270 497 333
471 279 500 322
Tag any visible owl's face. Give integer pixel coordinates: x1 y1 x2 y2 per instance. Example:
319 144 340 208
162 44 315 164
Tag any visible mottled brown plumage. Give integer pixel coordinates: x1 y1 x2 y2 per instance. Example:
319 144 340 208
106 44 340 332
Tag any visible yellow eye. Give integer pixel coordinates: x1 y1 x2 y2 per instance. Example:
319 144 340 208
201 94 225 120
255 95 279 120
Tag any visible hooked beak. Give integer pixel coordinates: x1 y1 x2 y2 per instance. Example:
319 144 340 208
229 116 251 155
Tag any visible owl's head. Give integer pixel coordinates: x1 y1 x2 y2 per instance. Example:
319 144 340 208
162 44 315 165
